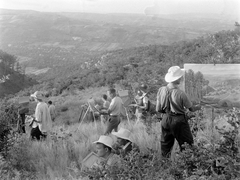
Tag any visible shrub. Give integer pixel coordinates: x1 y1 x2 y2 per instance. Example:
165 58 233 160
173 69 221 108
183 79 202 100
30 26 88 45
0 103 18 157
60 106 69 112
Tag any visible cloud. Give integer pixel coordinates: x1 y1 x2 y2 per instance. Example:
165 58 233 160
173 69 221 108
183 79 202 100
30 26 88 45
144 0 160 16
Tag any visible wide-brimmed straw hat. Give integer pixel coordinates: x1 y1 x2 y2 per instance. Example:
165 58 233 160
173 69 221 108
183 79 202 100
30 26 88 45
93 135 114 149
30 91 44 100
165 66 185 83
112 128 132 142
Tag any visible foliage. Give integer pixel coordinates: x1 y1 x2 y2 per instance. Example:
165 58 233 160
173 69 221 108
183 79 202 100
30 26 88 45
25 29 239 99
0 102 19 157
0 50 37 97
82 109 240 180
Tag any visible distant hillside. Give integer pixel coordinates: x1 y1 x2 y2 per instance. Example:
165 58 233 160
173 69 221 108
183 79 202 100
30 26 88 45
22 29 240 101
0 9 235 73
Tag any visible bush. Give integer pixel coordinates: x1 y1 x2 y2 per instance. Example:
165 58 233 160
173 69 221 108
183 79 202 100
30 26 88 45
0 103 18 157
60 106 69 112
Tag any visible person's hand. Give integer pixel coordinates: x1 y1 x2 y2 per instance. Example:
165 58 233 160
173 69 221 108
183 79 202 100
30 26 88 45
100 110 108 115
194 105 202 111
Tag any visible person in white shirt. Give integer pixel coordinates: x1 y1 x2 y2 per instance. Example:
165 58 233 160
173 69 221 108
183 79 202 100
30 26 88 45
100 88 123 135
30 91 52 140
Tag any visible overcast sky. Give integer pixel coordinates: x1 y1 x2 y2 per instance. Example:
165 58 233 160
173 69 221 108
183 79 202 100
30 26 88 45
0 0 239 20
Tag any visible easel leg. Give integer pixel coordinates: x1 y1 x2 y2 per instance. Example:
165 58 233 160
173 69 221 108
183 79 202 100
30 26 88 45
78 106 90 129
124 107 130 124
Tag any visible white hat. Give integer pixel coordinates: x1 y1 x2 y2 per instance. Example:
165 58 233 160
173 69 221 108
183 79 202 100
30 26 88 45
112 128 131 142
30 91 44 100
93 135 114 149
165 66 185 83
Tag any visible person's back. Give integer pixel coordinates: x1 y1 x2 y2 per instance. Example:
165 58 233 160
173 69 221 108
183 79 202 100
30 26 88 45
156 85 192 115
35 102 52 133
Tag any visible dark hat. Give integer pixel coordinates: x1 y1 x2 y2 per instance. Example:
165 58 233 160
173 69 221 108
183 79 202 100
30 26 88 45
139 84 148 91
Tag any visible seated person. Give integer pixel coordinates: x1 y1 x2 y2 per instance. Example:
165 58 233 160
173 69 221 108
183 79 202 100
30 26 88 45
92 135 120 168
112 128 139 156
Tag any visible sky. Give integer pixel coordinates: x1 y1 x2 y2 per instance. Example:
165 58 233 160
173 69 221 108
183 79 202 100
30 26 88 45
0 0 239 20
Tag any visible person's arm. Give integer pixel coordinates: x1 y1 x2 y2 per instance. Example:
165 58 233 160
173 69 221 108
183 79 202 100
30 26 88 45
182 93 201 112
156 88 162 112
107 100 115 114
100 99 115 115
34 105 42 123
138 96 148 110
189 105 201 112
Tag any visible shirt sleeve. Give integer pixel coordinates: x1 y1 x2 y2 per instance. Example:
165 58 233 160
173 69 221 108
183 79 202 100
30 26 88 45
181 92 192 109
143 96 149 109
156 87 163 112
108 98 116 113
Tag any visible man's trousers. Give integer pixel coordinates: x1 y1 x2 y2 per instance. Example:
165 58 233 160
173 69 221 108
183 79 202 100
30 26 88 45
161 113 193 158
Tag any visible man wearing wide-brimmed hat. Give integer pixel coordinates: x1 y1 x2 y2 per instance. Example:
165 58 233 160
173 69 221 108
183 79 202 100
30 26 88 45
92 135 120 167
30 91 52 140
156 66 201 158
112 128 139 156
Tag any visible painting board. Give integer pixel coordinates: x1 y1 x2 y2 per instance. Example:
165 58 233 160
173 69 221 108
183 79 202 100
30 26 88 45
19 96 30 104
118 90 131 106
81 152 103 170
87 99 100 113
184 64 240 108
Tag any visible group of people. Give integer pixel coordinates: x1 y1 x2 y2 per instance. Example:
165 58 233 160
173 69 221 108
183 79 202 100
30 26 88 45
18 65 201 166
18 91 56 140
90 65 202 169
87 127 136 169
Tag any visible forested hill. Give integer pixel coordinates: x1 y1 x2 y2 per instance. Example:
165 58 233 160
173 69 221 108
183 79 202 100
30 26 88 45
0 50 37 98
1 28 240 98
33 29 240 97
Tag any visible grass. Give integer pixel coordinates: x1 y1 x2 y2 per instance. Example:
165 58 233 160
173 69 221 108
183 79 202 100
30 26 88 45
3 87 240 179
10 120 162 179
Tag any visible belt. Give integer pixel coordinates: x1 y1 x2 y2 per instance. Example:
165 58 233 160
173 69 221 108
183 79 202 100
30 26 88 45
169 112 184 116
110 115 118 117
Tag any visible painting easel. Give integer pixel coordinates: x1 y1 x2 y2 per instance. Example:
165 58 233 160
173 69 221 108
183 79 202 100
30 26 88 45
78 100 100 128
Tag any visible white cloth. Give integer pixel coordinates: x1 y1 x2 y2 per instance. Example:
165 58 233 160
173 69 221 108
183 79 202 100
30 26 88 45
108 96 123 116
34 102 52 133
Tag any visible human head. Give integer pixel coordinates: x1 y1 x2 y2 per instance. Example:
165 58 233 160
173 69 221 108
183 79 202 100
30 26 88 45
136 89 142 96
165 66 185 84
93 135 113 158
48 101 52 105
139 84 148 93
112 128 131 146
102 94 108 101
107 88 116 99
30 91 44 102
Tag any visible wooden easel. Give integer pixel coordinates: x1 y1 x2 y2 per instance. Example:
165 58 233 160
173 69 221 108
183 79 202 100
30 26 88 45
78 101 100 128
